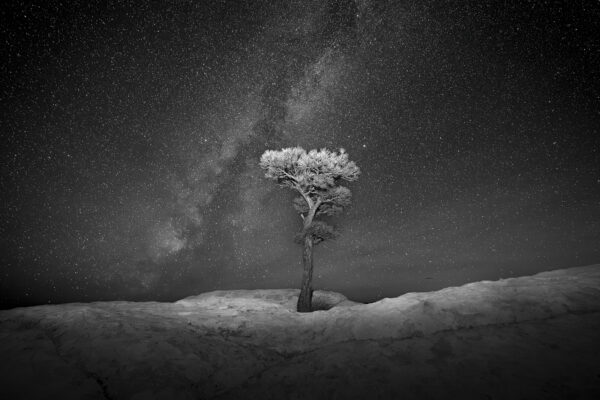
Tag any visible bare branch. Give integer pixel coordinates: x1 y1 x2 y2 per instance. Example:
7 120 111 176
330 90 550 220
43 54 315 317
274 167 298 182
294 184 314 210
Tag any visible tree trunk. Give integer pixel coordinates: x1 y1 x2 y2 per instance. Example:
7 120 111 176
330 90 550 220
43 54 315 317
297 235 314 312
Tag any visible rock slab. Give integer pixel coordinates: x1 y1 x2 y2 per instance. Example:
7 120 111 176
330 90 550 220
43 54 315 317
1 265 600 399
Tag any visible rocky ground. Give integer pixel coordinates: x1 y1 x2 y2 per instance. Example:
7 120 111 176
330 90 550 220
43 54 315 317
1 265 600 399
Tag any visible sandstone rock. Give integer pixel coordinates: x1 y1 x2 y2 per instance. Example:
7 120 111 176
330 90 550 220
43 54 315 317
1 265 599 399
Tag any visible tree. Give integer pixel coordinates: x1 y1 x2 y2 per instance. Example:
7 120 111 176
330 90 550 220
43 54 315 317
259 147 360 312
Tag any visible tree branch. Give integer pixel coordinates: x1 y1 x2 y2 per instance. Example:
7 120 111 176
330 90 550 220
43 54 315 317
274 167 298 182
294 184 314 210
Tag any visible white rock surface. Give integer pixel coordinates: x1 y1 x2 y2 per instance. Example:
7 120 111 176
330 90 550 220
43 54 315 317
1 265 600 399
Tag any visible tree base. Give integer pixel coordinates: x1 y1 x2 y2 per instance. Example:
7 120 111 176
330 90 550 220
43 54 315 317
296 289 313 312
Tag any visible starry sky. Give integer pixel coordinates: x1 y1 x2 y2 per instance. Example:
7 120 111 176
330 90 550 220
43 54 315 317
1 0 599 308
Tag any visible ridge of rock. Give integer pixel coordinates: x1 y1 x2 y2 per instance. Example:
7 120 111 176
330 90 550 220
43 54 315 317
1 264 599 399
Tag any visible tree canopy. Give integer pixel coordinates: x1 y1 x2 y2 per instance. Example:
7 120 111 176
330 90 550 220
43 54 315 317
260 147 359 227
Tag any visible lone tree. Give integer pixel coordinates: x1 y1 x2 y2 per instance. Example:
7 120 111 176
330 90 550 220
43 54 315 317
259 147 360 312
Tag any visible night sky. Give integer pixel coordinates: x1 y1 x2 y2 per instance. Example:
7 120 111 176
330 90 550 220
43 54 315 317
1 0 599 308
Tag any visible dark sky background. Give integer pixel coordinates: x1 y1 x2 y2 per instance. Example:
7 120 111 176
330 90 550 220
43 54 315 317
1 0 599 308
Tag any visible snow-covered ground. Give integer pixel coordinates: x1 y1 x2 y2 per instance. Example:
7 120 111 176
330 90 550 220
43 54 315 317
1 265 600 399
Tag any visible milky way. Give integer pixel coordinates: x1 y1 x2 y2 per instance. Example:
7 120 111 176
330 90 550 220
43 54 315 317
2 0 599 307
